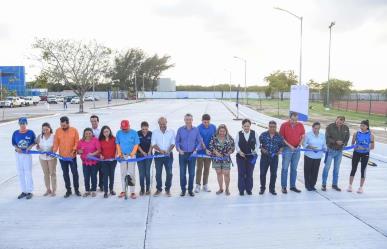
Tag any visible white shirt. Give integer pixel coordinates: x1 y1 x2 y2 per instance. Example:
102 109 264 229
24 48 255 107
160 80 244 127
37 134 55 160
92 127 101 138
151 129 175 151
235 130 259 153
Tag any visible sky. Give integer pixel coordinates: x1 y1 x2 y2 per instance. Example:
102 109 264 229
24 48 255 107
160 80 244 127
0 0 386 90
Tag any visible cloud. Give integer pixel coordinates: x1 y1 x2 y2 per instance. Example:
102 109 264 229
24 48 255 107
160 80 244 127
152 0 254 46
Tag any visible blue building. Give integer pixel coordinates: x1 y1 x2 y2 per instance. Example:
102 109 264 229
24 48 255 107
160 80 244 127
0 66 26 96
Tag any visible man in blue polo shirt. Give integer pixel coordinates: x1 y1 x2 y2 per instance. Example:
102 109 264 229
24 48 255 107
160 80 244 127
195 114 216 193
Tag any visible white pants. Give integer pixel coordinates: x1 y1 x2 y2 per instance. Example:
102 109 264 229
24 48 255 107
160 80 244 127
15 152 33 193
120 160 136 193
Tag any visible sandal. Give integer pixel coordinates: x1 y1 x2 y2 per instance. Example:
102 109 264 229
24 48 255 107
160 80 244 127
225 189 231 196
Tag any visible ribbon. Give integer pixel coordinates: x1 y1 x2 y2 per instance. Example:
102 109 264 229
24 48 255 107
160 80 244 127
87 154 168 163
22 150 74 162
189 153 231 161
270 145 358 158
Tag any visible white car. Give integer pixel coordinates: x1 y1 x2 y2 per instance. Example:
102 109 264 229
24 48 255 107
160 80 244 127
20 97 34 106
84 96 99 101
71 97 80 104
0 97 23 108
47 95 58 104
56 96 64 102
25 96 40 105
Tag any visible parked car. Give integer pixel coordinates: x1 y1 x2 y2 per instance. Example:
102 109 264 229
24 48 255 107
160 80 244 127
47 95 58 104
56 95 64 102
0 97 23 108
19 97 26 106
71 97 80 104
26 96 41 105
84 96 99 101
40 95 48 101
20 97 34 106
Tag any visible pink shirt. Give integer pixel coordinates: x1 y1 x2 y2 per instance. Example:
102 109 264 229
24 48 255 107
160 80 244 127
77 137 101 166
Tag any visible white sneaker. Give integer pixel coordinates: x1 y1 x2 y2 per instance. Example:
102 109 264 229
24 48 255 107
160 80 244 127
194 185 201 193
357 187 363 194
203 185 211 192
347 185 353 192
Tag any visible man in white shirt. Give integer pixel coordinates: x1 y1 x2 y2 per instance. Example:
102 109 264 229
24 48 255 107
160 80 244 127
152 116 175 197
90 115 102 191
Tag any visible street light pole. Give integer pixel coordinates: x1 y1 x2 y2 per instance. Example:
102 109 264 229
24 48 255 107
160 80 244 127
274 7 303 85
233 56 247 104
327 21 335 108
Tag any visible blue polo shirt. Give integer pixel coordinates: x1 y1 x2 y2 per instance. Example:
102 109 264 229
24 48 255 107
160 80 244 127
115 129 140 155
197 123 216 154
12 130 36 150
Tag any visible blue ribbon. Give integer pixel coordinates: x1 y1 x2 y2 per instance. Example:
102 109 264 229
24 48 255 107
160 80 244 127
270 145 358 158
22 150 74 162
87 154 168 163
189 153 231 161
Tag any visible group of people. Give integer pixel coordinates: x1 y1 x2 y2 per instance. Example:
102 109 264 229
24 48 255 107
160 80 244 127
11 112 374 200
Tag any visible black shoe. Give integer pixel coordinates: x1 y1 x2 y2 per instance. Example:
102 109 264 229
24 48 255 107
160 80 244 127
99 187 104 192
110 190 116 196
64 191 72 198
281 188 287 194
321 185 327 191
17 192 27 199
25 193 33 199
188 191 195 197
239 191 245 196
290 187 301 193
246 191 252 195
269 190 277 195
180 191 186 197
332 185 342 192
259 189 265 195
104 193 108 198
311 186 317 191
75 190 81 196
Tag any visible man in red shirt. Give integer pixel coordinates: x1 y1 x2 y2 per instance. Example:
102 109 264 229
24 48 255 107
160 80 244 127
279 112 305 194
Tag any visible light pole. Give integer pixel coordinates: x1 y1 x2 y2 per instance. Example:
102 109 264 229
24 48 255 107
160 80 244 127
224 69 232 101
327 21 335 109
274 7 303 85
233 56 247 104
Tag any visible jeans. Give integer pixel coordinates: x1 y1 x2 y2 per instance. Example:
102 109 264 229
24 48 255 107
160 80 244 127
322 149 342 186
96 162 103 189
83 165 98 192
179 152 196 192
101 160 117 193
137 158 152 192
236 155 255 193
260 154 278 191
155 153 173 191
59 158 79 191
281 147 301 188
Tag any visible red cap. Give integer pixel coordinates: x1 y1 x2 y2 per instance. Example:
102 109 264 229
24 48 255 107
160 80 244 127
120 120 129 130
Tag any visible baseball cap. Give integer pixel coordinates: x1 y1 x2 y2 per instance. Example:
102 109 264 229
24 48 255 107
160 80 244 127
18 117 28 125
121 120 129 130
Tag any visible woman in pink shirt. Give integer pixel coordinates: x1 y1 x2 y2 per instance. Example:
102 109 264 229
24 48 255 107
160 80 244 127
77 128 101 197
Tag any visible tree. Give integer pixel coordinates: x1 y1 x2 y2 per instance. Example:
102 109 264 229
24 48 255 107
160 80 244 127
307 79 322 92
264 70 298 100
320 78 353 105
33 38 112 112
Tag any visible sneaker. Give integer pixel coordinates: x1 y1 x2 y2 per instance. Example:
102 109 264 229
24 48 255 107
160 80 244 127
75 190 81 196
91 192 97 197
180 191 186 197
357 187 364 194
188 191 195 197
83 192 90 197
17 192 27 199
347 185 353 192
166 190 172 197
290 187 301 193
130 193 137 199
332 185 342 192
26 193 33 200
259 189 265 195
281 188 287 194
194 185 201 193
321 185 327 191
269 190 277 195
64 191 72 198
104 193 108 198
216 189 224 195
203 185 211 192
110 190 116 196
154 190 161 197
119 192 126 198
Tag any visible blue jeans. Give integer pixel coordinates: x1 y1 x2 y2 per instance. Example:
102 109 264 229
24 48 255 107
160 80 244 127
59 158 79 191
179 152 196 192
137 158 152 192
155 153 173 191
322 149 343 186
83 165 98 192
281 147 301 188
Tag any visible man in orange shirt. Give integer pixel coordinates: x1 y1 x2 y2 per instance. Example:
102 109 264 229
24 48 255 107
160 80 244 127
53 116 81 198
279 112 305 194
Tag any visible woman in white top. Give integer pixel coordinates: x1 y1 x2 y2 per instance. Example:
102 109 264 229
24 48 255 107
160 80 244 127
36 122 57 196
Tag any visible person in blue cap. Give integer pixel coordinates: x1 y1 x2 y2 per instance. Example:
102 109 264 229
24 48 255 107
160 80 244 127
12 117 36 200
